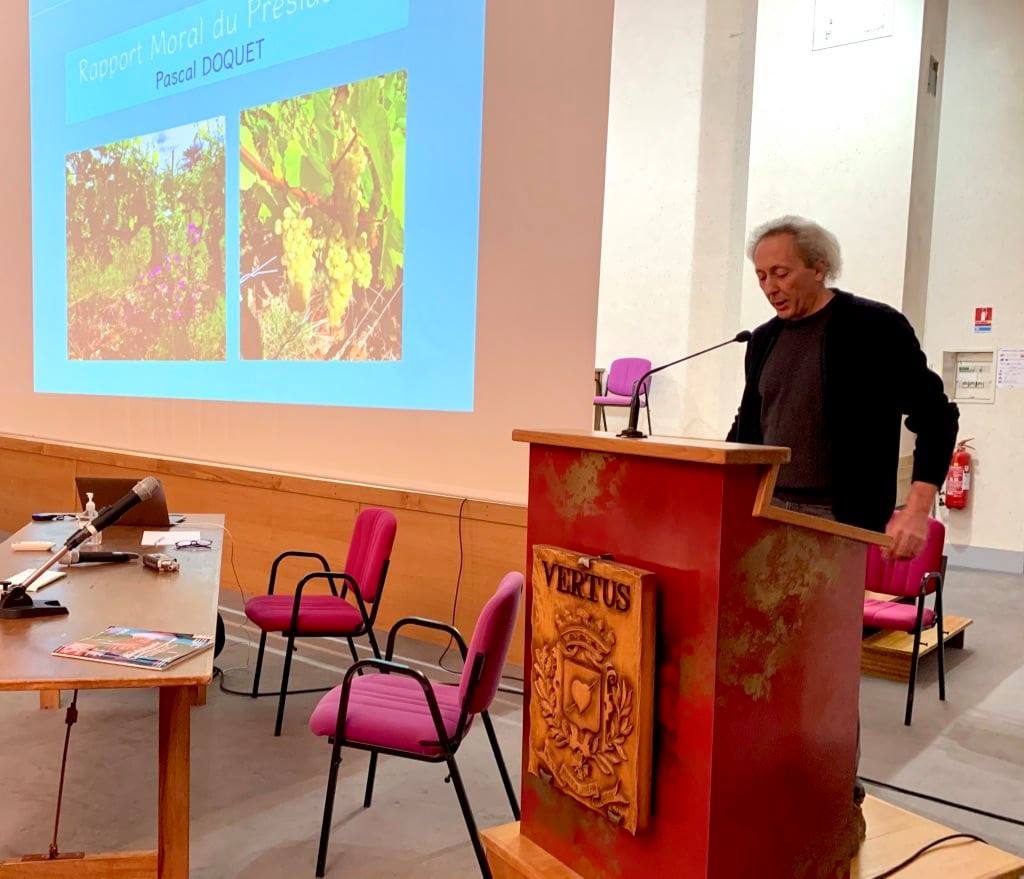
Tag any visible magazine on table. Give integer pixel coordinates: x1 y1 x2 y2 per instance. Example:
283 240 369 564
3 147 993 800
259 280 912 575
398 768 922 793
52 626 213 670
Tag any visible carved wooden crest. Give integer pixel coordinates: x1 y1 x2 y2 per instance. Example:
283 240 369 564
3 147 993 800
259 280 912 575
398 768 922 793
528 545 655 834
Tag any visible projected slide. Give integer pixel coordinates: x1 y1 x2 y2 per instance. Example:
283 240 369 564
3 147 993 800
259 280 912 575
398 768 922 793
239 73 406 361
30 0 485 409
66 119 226 360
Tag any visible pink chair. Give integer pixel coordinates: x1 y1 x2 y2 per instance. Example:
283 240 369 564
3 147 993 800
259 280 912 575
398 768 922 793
594 357 653 433
863 516 947 725
309 572 523 878
245 507 397 736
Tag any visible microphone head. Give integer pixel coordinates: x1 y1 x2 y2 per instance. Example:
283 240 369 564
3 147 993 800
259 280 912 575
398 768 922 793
134 476 162 501
734 330 753 343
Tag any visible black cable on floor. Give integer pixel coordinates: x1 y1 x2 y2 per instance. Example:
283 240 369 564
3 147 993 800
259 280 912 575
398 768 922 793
433 498 523 696
215 656 523 698
213 643 523 698
861 776 1024 828
218 679 335 698
212 498 528 697
868 833 985 879
213 664 334 698
438 498 468 676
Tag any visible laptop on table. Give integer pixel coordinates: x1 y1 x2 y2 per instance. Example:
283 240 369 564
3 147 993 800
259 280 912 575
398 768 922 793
74 477 185 527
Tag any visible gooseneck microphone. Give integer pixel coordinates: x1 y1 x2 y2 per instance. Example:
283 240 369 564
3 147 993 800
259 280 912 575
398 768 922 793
64 476 161 551
1 476 163 619
618 331 753 439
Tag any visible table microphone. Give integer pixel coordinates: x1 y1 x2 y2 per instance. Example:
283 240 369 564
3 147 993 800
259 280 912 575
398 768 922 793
618 331 753 439
61 550 139 565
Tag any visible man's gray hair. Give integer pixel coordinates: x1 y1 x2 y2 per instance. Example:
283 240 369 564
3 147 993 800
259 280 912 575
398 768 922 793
746 215 842 282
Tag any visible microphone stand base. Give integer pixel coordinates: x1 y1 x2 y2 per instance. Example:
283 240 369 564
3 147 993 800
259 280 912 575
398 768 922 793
616 428 648 439
0 586 69 619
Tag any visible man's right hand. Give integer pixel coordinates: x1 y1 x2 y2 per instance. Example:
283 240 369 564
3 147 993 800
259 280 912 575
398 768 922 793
885 508 929 560
883 482 938 560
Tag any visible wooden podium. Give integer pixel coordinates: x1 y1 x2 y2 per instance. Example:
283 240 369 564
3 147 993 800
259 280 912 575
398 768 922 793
483 430 888 879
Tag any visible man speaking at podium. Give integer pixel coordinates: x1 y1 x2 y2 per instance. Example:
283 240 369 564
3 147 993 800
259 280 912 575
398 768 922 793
727 215 959 562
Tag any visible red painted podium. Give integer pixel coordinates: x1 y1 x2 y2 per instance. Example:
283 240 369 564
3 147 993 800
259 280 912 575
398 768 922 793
483 430 888 879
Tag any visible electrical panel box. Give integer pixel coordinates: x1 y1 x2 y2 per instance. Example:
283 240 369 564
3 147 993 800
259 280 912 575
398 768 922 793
942 350 995 403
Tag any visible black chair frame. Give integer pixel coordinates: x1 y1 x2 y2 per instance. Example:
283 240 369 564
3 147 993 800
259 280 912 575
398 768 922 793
315 617 519 879
904 566 945 726
598 375 652 434
249 550 389 736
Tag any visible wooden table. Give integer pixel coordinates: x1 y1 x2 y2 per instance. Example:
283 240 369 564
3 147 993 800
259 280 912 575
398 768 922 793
0 515 224 879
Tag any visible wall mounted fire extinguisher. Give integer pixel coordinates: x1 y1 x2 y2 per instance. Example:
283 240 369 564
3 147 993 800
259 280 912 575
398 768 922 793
945 438 974 510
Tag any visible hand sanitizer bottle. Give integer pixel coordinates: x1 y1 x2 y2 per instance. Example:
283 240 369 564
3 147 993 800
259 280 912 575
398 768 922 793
83 491 102 547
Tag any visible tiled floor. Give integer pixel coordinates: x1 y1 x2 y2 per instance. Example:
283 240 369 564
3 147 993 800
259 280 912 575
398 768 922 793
1 567 1021 876
859 567 1024 857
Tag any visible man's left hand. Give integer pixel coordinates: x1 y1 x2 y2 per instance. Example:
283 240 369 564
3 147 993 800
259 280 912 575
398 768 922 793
885 508 930 560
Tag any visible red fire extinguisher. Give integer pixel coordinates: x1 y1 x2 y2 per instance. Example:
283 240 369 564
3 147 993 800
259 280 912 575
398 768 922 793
945 438 974 509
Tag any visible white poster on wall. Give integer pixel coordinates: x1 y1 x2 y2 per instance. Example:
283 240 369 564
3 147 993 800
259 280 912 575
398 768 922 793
813 0 895 51
996 349 1024 389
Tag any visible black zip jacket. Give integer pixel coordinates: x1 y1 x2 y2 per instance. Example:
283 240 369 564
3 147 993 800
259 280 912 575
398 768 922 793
726 290 959 532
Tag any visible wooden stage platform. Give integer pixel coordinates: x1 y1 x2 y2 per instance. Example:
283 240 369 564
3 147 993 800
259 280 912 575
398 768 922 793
483 795 1024 878
853 796 1023 878
861 609 972 682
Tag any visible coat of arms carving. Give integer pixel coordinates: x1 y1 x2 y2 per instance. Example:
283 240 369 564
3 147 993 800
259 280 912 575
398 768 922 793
528 545 655 834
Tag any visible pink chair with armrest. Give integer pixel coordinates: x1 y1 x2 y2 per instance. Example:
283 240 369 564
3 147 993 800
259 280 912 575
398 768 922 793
245 507 398 736
863 515 947 725
309 571 523 878
594 357 653 433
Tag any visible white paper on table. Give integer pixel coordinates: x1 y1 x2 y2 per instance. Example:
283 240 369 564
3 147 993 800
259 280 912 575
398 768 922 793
142 530 201 546
4 568 66 593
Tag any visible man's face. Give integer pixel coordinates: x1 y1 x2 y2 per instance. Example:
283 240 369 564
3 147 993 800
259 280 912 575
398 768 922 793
753 233 827 320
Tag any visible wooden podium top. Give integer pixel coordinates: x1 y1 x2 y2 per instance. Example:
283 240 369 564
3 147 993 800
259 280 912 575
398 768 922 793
512 429 790 466
513 429 889 547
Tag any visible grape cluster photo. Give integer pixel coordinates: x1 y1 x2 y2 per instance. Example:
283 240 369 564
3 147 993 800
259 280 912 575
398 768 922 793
62 72 406 364
239 71 407 360
65 118 227 360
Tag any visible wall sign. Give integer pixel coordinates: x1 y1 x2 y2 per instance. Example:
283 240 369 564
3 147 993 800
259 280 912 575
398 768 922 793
974 307 993 333
813 0 895 51
997 349 1024 389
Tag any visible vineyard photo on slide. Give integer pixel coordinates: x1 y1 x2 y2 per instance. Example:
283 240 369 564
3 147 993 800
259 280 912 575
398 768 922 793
239 70 407 360
65 118 227 360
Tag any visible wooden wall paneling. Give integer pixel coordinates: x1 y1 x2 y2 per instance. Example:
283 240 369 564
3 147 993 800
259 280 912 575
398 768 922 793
0 436 527 663
0 448 77 530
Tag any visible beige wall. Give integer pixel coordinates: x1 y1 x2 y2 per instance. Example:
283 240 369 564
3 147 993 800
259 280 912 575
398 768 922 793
924 0 1024 563
595 0 757 440
742 0 927 330
0 0 615 506
901 0 948 336
595 0 1020 567
594 0 708 437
